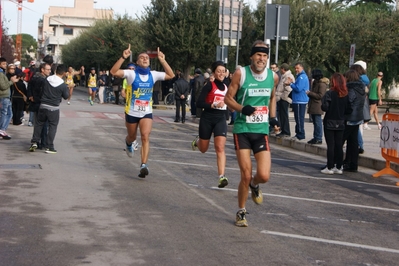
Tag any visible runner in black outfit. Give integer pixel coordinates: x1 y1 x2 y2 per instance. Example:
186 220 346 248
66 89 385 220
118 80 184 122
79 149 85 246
191 61 229 188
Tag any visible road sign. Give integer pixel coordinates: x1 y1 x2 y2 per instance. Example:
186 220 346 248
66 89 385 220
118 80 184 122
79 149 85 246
349 44 356 66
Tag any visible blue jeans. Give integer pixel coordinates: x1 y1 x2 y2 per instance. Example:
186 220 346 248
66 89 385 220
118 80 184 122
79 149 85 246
311 114 323 141
292 103 306 139
230 110 236 122
0 97 12 131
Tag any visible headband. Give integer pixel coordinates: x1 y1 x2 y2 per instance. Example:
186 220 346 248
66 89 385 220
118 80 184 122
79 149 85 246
250 46 269 56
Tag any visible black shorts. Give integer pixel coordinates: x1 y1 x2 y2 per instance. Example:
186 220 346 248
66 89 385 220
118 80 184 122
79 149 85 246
198 112 227 140
369 99 379 106
233 133 270 154
125 113 153 124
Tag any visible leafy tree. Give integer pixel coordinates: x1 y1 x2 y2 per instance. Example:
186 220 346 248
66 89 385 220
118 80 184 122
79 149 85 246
62 16 144 71
1 26 14 62
11 34 37 66
141 0 220 76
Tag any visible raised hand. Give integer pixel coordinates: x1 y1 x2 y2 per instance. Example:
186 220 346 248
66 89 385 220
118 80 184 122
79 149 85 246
123 44 131 59
157 47 165 63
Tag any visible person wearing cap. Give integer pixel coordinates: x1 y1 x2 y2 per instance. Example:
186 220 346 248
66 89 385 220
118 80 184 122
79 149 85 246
65 66 84 105
369 71 383 129
224 40 280 227
110 45 174 178
191 60 229 188
86 67 98 105
14 61 22 75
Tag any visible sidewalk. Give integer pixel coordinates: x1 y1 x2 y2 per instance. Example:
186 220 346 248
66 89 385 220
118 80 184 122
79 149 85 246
76 80 393 174
270 110 392 173
153 102 395 173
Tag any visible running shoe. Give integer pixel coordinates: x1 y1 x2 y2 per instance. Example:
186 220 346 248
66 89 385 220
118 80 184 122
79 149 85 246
90 100 94 106
249 182 263 204
235 209 248 227
363 124 371 130
138 163 149 178
125 142 134 157
29 143 38 152
28 122 33 127
67 101 70 105
218 175 228 188
191 135 199 151
45 148 57 154
132 140 139 151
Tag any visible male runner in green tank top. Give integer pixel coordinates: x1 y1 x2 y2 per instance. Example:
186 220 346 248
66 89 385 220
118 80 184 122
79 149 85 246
368 71 383 129
225 40 280 227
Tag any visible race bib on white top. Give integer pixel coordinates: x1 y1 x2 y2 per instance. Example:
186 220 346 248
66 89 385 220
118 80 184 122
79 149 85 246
246 106 269 123
133 99 150 112
213 96 227 110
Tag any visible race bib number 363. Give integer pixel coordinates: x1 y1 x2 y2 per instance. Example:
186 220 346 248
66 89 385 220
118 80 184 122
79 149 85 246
246 106 269 123
134 99 150 112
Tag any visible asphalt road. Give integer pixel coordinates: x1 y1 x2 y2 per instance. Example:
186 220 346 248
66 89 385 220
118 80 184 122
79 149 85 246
1 88 398 266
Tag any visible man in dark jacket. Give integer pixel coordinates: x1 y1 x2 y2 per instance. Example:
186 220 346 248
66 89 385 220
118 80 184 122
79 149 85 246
193 68 205 118
29 64 69 154
174 73 190 123
28 63 52 149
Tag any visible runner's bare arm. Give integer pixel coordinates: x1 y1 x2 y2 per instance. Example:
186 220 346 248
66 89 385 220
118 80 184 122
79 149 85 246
225 68 244 112
269 72 279 118
157 47 174 80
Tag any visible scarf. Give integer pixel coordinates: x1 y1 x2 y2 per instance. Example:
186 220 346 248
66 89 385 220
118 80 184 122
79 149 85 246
136 65 150 75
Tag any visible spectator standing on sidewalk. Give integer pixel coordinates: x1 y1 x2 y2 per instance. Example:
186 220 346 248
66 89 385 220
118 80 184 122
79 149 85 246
173 73 190 123
275 63 293 137
368 72 383 130
0 58 18 139
343 69 365 172
193 68 205 118
28 63 52 150
98 70 108 104
320 73 351 175
350 62 370 153
111 74 122 105
285 62 309 141
306 69 328 145
11 72 27 126
224 40 280 227
29 64 69 154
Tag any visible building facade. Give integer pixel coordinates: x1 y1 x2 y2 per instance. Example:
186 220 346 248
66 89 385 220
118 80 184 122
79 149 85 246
38 0 113 63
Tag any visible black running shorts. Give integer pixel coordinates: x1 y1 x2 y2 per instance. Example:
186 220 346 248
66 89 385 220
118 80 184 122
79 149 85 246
233 133 270 154
125 113 153 124
198 112 227 140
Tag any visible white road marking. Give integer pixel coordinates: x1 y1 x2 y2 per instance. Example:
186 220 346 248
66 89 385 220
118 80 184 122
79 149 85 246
261 230 399 254
76 111 94 118
211 187 399 213
104 113 123 119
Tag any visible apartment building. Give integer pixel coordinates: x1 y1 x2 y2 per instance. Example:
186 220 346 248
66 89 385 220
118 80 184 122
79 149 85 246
39 0 113 63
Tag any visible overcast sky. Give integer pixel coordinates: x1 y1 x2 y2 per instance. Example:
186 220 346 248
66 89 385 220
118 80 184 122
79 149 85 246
2 0 258 38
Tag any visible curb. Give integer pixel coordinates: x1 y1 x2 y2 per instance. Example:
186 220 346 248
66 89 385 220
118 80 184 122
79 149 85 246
268 135 394 173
